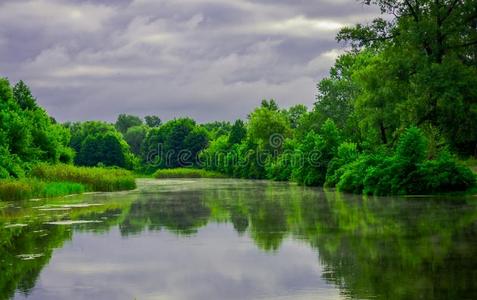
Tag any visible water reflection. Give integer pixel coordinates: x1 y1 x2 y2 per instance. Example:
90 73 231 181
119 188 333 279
1 179 476 299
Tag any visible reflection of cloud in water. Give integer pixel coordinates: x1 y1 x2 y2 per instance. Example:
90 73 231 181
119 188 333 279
22 225 340 300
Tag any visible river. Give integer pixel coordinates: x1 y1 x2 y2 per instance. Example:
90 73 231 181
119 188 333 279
1 179 476 300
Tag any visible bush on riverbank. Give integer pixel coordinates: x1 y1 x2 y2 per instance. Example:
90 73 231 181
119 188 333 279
334 128 476 195
31 164 136 192
154 168 226 179
0 179 85 201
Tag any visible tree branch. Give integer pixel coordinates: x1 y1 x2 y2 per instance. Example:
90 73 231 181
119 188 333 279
404 0 419 22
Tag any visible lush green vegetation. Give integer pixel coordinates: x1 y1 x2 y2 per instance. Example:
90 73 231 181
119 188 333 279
0 179 85 201
0 79 137 200
154 168 226 179
0 79 73 178
31 164 136 192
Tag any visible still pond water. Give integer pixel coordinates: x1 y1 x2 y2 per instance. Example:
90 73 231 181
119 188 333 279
1 179 477 300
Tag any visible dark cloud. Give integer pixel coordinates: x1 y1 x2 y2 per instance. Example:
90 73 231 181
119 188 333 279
0 0 379 123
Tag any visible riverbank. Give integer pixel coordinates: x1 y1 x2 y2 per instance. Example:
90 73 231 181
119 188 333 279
0 164 136 202
154 168 226 179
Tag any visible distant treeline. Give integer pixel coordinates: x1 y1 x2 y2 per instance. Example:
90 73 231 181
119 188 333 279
1 0 476 195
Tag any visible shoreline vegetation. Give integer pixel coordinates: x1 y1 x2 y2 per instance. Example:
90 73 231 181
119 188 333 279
154 168 226 179
0 164 136 202
2 1 477 199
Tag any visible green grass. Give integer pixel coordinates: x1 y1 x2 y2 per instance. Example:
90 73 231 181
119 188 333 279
0 179 86 201
41 181 85 198
31 163 136 192
154 168 226 179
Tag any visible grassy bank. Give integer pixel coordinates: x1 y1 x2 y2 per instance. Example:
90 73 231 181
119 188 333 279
0 179 85 201
154 168 226 179
31 164 136 192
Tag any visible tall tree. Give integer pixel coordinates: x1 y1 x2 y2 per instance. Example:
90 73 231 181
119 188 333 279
13 80 38 110
337 0 477 153
115 114 143 134
145 115 162 128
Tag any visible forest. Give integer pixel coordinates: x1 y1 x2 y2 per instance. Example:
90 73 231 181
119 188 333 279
1 0 476 198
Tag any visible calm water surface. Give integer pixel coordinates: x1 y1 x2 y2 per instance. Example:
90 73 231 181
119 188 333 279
1 179 477 300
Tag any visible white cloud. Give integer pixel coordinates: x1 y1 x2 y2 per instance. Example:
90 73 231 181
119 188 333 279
258 16 347 37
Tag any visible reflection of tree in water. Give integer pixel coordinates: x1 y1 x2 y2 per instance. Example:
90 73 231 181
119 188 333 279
0 223 72 300
0 195 135 300
308 192 477 300
190 183 477 299
120 191 211 236
230 208 248 235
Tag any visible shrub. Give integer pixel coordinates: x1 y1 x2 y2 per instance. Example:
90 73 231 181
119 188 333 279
409 151 476 194
265 152 293 181
337 154 382 194
336 127 475 195
325 142 359 187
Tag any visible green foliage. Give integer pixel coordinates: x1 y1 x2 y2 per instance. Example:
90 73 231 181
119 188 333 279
265 139 296 181
41 181 85 198
31 164 136 192
124 125 148 156
283 104 308 129
0 179 85 201
228 119 247 145
144 115 162 128
336 0 477 153
337 127 475 195
325 142 359 187
13 80 38 110
248 102 291 152
115 114 143 134
292 131 325 186
142 118 209 169
69 121 137 169
292 119 342 186
201 121 232 139
409 151 476 194
234 140 268 179
0 78 74 179
153 168 226 179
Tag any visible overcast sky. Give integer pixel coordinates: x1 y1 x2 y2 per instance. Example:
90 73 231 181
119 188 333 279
0 0 378 123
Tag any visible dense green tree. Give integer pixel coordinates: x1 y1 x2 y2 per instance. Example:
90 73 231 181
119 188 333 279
115 114 143 134
228 119 247 145
124 125 148 156
201 121 231 139
69 121 136 169
0 78 73 178
337 0 477 154
315 53 361 141
142 118 209 169
13 80 38 110
292 119 342 186
260 99 279 111
144 115 162 128
248 103 291 153
284 104 308 129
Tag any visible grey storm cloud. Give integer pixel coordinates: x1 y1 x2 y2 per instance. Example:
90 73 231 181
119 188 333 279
0 0 378 123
